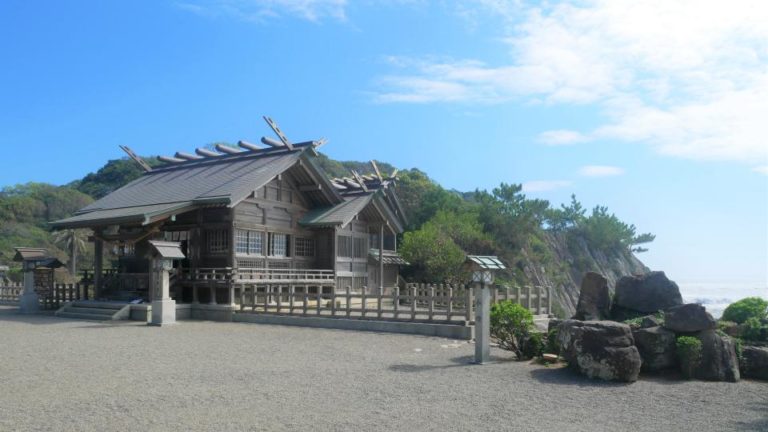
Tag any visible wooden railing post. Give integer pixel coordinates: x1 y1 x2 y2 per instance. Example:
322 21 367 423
428 285 435 321
526 285 532 311
345 285 351 318
361 286 367 318
547 285 552 315
465 285 473 323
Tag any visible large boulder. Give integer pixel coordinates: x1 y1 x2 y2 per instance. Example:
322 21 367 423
694 330 740 382
573 272 611 321
663 304 716 333
632 326 676 371
612 272 683 314
740 346 768 381
557 320 642 382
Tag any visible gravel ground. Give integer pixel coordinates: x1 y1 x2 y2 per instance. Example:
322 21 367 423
0 306 766 432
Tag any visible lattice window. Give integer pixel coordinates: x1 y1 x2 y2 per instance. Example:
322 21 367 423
237 258 264 269
206 229 229 253
235 229 264 256
269 233 289 257
295 237 315 257
268 261 290 269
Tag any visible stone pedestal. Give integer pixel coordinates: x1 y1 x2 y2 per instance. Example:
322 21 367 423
474 283 490 364
19 270 39 314
150 299 176 326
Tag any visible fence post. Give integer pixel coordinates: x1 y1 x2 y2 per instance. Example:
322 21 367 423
537 286 543 314
377 286 383 319
361 286 367 318
526 285 532 312
447 285 454 321
547 285 552 315
345 285 351 318
316 287 322 316
302 287 308 316
428 285 435 321
516 285 521 306
289 285 295 314
465 285 473 323
410 285 417 321
393 286 400 319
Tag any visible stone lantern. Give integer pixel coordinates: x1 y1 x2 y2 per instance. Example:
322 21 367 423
465 255 506 364
147 240 185 326
13 247 63 314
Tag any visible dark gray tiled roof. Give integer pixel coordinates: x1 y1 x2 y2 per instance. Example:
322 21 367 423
81 151 302 212
298 195 373 227
52 202 196 228
368 249 409 265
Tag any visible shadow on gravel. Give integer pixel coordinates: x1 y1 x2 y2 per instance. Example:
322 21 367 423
733 401 768 431
529 367 634 387
389 355 513 373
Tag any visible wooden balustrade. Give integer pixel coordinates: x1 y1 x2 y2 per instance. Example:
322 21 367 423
234 283 552 324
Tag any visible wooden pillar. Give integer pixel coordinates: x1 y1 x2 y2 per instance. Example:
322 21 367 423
379 225 384 291
93 238 103 300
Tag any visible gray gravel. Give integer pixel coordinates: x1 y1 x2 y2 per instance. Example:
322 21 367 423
0 306 766 432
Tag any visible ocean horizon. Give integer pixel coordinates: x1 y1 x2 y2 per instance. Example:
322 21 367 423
678 280 768 319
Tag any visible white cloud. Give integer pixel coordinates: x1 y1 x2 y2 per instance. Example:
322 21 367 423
753 166 768 175
578 165 624 177
521 180 572 192
538 129 589 146
374 0 768 165
177 0 348 23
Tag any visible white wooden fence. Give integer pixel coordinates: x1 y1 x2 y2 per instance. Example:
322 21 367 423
237 283 551 324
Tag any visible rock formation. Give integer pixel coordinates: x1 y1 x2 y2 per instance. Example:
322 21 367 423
573 272 611 321
557 319 642 382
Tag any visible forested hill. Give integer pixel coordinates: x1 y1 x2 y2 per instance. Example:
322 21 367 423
0 150 652 317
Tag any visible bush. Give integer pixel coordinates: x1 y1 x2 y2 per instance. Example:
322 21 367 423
741 317 768 342
521 332 545 359
490 301 534 360
722 297 768 324
676 336 702 380
545 327 560 355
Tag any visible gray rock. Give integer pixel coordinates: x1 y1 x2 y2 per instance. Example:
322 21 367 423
633 326 676 371
612 272 683 314
694 330 740 382
663 304 716 333
740 346 768 381
573 272 611 321
640 315 662 329
557 319 642 382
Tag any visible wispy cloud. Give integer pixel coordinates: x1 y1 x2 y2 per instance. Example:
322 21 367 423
578 165 624 177
373 0 768 165
177 0 348 23
538 129 589 146
521 180 572 192
753 165 768 175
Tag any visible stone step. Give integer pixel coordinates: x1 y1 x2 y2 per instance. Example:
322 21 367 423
69 301 127 310
65 307 118 316
56 312 113 321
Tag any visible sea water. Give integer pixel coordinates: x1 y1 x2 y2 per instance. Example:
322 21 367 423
678 281 768 318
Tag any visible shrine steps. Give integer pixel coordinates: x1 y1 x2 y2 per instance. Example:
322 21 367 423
55 301 131 321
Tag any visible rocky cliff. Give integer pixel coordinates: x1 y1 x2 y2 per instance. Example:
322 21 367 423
515 231 649 318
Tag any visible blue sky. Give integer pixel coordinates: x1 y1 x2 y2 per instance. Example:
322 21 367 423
1 0 766 285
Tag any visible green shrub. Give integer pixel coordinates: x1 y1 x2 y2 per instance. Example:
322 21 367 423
521 332 545 359
722 297 768 324
546 327 560 354
741 317 768 342
676 336 702 380
490 300 534 360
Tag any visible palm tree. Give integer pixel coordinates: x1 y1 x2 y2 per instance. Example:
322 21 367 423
53 229 88 277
